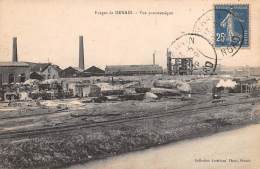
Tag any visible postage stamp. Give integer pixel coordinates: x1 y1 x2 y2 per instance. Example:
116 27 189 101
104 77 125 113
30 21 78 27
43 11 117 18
214 4 249 47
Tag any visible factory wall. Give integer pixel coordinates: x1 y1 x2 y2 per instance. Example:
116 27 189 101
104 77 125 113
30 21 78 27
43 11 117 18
41 65 60 79
0 66 30 84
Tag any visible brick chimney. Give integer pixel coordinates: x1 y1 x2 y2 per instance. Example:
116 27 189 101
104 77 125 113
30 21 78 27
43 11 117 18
12 37 18 62
79 36 85 70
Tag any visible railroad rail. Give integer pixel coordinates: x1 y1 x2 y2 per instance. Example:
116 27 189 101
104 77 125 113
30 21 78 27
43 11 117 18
0 98 258 140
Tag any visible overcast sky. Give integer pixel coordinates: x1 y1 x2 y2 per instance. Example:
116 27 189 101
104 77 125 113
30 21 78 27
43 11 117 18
0 0 259 69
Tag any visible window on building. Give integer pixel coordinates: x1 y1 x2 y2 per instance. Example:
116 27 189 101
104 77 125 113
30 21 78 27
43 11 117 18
8 73 15 84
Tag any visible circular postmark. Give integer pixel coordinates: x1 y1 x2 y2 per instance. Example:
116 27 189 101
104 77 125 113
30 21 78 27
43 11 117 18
193 8 245 59
168 33 217 75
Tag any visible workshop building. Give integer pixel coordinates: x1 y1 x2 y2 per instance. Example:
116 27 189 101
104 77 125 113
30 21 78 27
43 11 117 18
28 62 61 80
105 65 163 76
0 62 30 85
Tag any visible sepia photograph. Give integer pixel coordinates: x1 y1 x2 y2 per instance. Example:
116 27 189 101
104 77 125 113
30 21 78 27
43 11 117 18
0 0 259 169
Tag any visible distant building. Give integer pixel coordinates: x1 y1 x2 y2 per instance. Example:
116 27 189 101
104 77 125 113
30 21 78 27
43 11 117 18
105 65 163 76
84 66 105 76
233 77 257 93
0 62 30 84
60 66 80 78
0 37 30 85
29 72 44 81
27 62 62 80
172 58 193 75
60 66 90 78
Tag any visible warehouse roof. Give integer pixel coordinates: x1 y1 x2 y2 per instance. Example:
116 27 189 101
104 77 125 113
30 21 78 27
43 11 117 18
105 64 163 72
0 62 29 67
84 66 105 74
25 62 62 72
30 63 51 72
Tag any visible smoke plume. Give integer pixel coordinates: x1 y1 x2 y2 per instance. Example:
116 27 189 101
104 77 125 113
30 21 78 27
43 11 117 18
216 79 237 88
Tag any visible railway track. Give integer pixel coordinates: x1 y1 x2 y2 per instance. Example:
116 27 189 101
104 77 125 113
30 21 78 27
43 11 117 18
0 98 206 121
0 108 69 120
0 98 257 140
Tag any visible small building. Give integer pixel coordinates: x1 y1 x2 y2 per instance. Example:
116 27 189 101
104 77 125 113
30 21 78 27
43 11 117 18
60 66 81 78
105 65 163 76
172 58 193 75
84 66 105 76
60 66 91 78
61 81 99 97
232 77 257 93
30 72 44 81
0 62 30 85
28 62 61 80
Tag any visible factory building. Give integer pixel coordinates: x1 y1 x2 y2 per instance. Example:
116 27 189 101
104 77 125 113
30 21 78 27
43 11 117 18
172 58 193 75
167 48 193 75
27 62 62 80
84 66 105 76
105 65 163 76
0 37 30 85
60 67 82 78
0 62 30 85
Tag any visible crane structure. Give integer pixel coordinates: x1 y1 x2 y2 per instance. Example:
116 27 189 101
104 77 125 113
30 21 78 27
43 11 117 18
167 48 193 75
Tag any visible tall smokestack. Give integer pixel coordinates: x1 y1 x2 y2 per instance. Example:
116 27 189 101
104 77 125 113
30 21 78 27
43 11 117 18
12 37 18 62
79 36 85 70
153 51 155 65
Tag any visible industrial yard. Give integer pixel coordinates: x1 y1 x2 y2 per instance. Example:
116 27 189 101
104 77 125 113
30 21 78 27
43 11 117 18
0 73 260 169
0 36 260 169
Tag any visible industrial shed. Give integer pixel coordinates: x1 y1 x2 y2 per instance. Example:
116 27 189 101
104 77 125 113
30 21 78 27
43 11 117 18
0 62 30 85
60 67 82 78
105 65 163 76
60 66 92 78
27 62 62 80
233 77 257 93
84 66 105 76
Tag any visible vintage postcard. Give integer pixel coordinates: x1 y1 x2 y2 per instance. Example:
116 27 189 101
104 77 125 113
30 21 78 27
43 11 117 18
0 0 259 169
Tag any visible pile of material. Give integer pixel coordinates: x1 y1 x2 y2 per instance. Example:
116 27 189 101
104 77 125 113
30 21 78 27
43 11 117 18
119 93 145 101
153 80 191 93
122 81 140 88
135 87 151 93
96 83 124 96
41 79 59 84
150 88 181 96
144 92 158 100
23 79 40 86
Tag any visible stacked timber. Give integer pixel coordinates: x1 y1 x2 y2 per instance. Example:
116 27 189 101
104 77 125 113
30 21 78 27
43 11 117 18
153 80 191 93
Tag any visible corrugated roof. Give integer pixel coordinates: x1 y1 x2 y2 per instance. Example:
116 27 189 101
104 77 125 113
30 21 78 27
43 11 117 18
84 66 105 73
0 62 29 67
72 67 84 72
29 63 51 72
25 62 62 72
106 65 163 72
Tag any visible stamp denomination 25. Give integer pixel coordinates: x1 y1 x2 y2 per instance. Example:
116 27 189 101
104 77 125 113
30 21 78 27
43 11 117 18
215 4 249 48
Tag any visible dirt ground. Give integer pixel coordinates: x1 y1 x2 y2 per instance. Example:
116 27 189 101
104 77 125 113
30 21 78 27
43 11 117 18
0 93 259 169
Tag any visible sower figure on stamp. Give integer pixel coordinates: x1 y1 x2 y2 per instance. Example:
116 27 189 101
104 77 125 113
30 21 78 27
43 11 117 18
220 8 244 44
